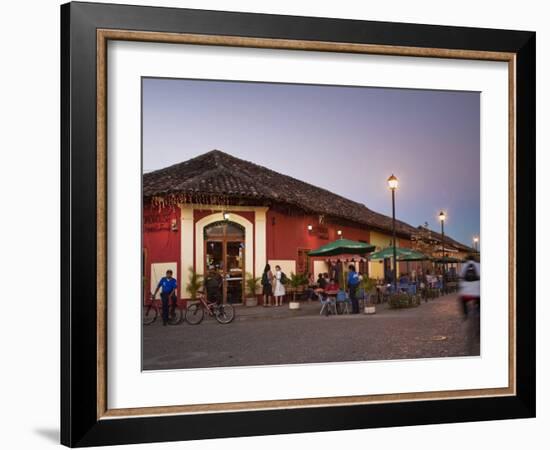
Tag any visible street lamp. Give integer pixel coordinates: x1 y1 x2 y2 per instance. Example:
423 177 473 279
337 229 343 238
439 211 446 293
473 236 479 251
387 174 399 293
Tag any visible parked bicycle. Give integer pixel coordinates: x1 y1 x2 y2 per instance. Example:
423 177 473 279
143 294 184 325
185 291 235 325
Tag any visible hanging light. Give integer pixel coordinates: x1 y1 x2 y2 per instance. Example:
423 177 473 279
307 224 313 231
223 212 230 221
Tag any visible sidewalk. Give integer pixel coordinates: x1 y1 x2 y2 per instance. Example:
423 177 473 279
231 293 459 322
233 301 320 321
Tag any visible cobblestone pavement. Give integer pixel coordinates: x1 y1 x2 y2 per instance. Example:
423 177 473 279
142 293 479 370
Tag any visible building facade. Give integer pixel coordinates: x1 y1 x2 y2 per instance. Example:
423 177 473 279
143 150 473 304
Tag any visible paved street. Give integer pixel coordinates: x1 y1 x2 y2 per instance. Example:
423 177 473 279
143 293 479 370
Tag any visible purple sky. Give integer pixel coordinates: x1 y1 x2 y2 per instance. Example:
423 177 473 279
142 78 480 246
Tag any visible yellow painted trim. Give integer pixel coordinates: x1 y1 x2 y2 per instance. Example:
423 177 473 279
180 205 194 297
254 208 268 279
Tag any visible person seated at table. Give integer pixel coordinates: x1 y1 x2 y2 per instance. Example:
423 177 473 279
315 273 327 291
399 273 410 284
303 273 316 300
317 278 339 302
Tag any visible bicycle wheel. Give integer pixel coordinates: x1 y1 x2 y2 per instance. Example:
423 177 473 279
215 304 235 324
143 304 157 325
168 306 184 325
185 303 204 325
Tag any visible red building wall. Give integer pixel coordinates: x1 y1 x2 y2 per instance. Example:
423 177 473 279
398 238 412 248
143 204 399 302
142 205 181 301
266 210 371 271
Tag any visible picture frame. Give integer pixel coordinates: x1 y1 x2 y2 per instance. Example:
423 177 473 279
61 1 535 447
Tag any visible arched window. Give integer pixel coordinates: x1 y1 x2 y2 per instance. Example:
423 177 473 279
204 221 245 240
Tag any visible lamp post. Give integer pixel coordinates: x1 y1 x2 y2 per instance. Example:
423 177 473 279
387 174 399 293
473 236 479 252
439 211 446 293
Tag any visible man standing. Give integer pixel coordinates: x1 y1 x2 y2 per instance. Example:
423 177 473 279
152 269 178 326
205 266 223 305
347 265 361 314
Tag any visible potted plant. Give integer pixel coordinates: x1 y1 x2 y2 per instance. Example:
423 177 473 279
245 272 261 307
185 266 203 304
361 277 377 314
388 292 420 309
288 272 308 310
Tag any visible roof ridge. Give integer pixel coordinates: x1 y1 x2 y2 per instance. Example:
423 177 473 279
144 149 227 177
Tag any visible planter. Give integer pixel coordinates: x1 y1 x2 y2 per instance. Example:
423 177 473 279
245 297 258 307
289 301 301 310
364 305 376 314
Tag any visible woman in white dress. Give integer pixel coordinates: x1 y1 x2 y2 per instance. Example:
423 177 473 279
273 265 286 306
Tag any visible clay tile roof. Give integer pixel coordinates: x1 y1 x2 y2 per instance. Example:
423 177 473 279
143 149 470 247
419 227 475 253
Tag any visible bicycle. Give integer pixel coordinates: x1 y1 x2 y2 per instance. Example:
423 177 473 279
143 294 184 325
185 291 235 325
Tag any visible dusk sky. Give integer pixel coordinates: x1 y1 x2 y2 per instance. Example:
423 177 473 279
142 77 480 246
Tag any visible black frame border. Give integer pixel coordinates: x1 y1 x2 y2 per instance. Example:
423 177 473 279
61 2 535 447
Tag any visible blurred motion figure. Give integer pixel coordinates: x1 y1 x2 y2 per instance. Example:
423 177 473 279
459 254 480 353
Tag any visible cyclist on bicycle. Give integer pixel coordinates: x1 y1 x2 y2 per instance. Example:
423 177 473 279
152 269 178 326
459 254 480 353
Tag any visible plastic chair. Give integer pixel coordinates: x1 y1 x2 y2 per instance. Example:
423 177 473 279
434 280 443 296
335 289 351 314
318 292 336 316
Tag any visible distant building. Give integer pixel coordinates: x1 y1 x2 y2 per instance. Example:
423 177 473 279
143 150 473 304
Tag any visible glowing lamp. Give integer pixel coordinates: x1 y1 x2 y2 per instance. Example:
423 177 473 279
387 174 399 190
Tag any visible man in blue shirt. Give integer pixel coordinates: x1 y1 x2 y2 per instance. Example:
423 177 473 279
347 265 361 314
152 269 178 325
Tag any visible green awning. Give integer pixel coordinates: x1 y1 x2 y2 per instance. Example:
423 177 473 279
308 238 375 257
368 247 431 261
